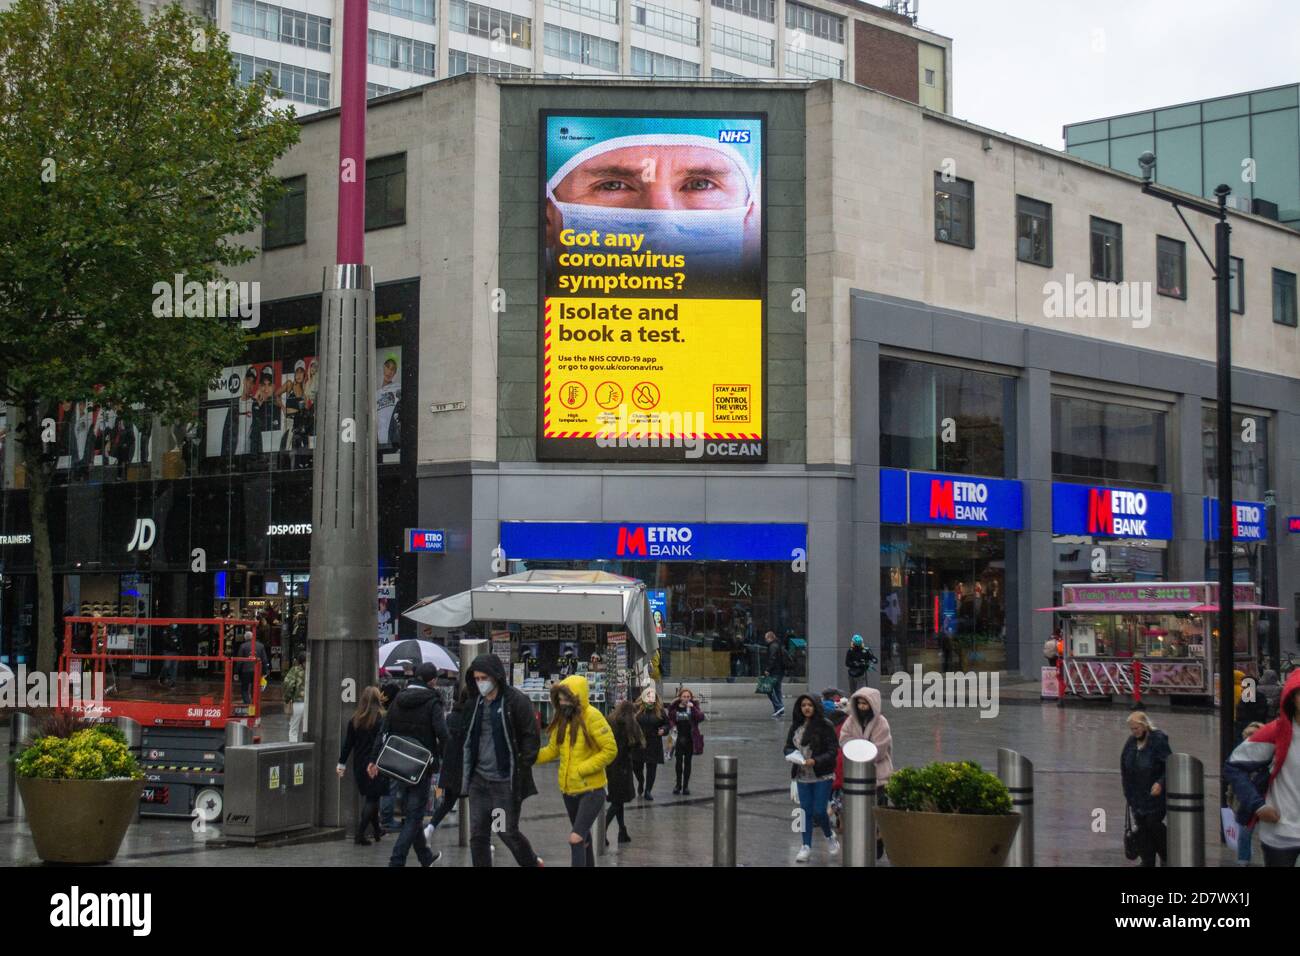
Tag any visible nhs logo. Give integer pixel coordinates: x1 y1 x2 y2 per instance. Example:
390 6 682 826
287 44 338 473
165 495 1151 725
718 129 751 143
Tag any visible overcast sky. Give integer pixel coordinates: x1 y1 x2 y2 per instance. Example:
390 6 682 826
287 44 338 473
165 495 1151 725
918 0 1300 149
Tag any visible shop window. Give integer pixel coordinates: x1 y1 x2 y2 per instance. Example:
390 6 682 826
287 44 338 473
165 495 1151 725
365 153 406 231
1051 395 1167 486
1156 236 1186 299
934 173 974 248
1015 195 1052 267
879 357 1014 478
1090 216 1123 282
263 175 306 250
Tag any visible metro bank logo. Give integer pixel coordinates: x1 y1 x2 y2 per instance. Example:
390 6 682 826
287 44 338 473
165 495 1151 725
615 525 694 557
1087 488 1151 537
928 479 990 522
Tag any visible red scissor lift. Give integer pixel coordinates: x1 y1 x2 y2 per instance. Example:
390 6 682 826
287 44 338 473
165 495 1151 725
60 616 264 820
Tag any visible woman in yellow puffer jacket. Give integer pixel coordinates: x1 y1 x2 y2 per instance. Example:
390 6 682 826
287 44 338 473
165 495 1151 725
536 675 618 866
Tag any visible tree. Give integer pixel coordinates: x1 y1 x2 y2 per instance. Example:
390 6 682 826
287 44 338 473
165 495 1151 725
0 0 300 671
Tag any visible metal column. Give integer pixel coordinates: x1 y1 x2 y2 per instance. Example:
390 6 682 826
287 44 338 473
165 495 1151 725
5 713 36 819
998 748 1034 866
457 638 486 848
841 752 876 868
1166 753 1206 867
713 755 738 867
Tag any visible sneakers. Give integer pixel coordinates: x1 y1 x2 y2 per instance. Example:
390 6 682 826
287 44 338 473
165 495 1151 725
423 823 436 844
771 707 785 719
828 836 841 857
795 845 811 863
618 830 632 844
420 851 442 867
681 788 691 796
643 793 655 802
672 786 681 795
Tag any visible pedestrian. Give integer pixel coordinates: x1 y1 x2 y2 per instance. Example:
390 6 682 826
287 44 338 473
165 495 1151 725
423 683 471 846
536 675 617 866
1229 721 1266 865
337 685 387 845
1120 711 1171 867
633 685 669 801
461 653 544 867
762 630 787 718
820 688 848 729
283 652 307 743
1224 671 1300 867
158 624 181 688
844 635 875 692
837 686 894 783
785 693 840 862
367 662 448 868
235 628 270 705
666 686 705 795
605 699 644 844
377 680 402 832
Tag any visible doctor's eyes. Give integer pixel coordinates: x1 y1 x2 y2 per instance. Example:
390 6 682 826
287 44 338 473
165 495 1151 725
593 179 636 192
681 178 721 192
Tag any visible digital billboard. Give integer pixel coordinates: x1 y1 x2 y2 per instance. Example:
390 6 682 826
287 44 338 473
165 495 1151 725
539 111 766 462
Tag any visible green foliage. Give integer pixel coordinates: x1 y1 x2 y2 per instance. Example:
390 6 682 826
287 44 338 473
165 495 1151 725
15 728 142 780
884 761 1013 815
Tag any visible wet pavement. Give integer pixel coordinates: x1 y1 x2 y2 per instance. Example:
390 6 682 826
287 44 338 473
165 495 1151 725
0 684 1249 867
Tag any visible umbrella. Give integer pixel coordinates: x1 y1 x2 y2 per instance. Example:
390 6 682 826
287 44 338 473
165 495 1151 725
402 591 472 628
378 640 457 675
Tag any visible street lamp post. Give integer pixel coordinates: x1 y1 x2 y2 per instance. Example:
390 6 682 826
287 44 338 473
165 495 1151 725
1136 152 1235 794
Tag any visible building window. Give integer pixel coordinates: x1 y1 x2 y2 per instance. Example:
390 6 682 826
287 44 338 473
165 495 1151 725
710 0 774 23
924 68 936 86
785 0 844 42
1051 395 1167 486
365 153 406 231
235 54 331 106
263 175 306 250
632 1 699 45
1156 236 1186 299
545 0 618 24
710 22 773 67
784 45 842 79
934 174 973 248
450 0 532 49
630 47 699 77
1015 195 1051 267
1089 216 1122 282
711 67 742 79
368 30 436 76
367 82 397 98
1228 257 1244 314
1202 405 1268 501
448 49 531 75
879 358 1015 478
232 0 332 52
369 0 436 25
544 25 619 71
1273 268 1298 327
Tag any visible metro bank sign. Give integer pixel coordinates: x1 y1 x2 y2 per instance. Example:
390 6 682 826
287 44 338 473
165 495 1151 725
879 469 1024 530
1052 484 1173 540
499 522 806 561
1203 498 1268 542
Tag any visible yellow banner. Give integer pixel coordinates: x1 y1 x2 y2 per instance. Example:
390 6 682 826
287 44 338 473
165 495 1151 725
543 297 762 440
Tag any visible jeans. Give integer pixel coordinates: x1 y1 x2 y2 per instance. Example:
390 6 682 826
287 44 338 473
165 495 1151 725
240 674 253 704
767 678 784 713
796 779 834 848
674 748 694 790
1132 809 1167 867
389 776 435 867
1261 843 1300 867
468 774 539 868
1236 822 1254 864
429 790 458 831
632 760 658 796
563 789 605 867
380 779 397 829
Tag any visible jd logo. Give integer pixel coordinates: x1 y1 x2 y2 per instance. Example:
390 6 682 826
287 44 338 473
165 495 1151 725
127 518 156 553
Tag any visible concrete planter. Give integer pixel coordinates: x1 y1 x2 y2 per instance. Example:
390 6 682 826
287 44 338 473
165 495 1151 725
17 776 143 864
875 807 1020 867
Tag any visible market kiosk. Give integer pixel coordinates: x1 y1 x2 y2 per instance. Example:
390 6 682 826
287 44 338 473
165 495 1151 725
1041 581 1272 700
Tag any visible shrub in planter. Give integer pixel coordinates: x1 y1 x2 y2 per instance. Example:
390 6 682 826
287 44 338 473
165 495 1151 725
876 761 1020 867
15 722 144 864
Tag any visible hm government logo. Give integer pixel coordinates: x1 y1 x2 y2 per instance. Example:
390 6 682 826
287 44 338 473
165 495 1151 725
50 886 152 936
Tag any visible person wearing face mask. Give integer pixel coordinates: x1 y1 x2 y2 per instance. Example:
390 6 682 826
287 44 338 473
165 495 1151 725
460 654 544 867
536 675 618 866
1120 711 1171 867
1225 670 1300 867
633 686 670 801
785 694 840 863
666 687 705 795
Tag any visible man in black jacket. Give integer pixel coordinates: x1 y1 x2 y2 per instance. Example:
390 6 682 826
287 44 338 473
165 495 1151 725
762 631 786 718
368 662 449 867
235 630 270 704
844 634 876 693
461 653 543 867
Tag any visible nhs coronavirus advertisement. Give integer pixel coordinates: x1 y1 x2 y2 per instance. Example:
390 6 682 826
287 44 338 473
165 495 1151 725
539 111 766 462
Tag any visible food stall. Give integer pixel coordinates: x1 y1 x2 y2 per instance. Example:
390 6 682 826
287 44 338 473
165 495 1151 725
1040 581 1273 700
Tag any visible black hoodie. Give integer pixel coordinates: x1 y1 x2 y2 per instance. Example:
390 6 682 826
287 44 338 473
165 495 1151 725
371 681 448 766
456 654 540 802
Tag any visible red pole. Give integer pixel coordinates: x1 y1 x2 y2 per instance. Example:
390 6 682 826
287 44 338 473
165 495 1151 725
1132 658 1142 707
336 0 367 264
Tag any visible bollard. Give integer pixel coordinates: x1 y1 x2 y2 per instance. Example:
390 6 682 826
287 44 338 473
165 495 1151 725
591 803 606 865
713 755 738 867
456 639 487 848
1166 753 1205 867
458 796 470 847
6 713 37 819
225 721 254 749
997 748 1035 866
114 716 142 752
841 741 876 868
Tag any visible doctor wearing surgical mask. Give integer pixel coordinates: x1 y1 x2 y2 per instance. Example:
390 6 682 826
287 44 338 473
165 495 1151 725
545 134 761 286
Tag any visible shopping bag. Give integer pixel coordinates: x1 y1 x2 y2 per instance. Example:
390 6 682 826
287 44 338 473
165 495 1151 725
755 675 776 695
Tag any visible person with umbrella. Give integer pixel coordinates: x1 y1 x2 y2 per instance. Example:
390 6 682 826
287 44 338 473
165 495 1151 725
378 638 457 677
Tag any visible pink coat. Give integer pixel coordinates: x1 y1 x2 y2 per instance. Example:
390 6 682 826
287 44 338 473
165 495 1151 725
836 686 894 787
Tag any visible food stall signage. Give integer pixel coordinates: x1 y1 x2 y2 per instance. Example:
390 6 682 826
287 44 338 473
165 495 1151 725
1051 484 1173 539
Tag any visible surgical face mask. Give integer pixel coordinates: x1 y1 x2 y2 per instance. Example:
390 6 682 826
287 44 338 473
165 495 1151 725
476 679 494 697
549 195 753 272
